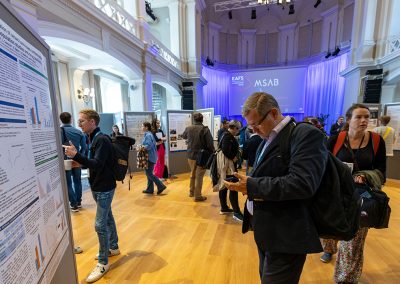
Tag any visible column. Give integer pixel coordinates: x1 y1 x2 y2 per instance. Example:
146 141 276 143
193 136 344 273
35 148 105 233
168 0 184 58
186 0 204 75
207 22 222 61
135 0 150 43
357 0 377 63
239 29 256 65
320 6 340 53
278 23 298 63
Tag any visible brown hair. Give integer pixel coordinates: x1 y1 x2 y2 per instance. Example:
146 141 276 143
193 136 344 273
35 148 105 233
193 113 203 123
143 121 151 131
345 104 369 121
242 92 280 117
379 115 391 126
79 109 100 126
60 112 72 124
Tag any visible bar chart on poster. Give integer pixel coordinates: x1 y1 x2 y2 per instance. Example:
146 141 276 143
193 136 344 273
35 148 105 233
0 1 76 283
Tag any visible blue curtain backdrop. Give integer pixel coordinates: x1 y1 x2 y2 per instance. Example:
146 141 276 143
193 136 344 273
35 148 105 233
304 53 349 130
202 53 348 127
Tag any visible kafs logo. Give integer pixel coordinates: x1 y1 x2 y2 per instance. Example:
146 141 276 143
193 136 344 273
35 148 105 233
231 75 244 86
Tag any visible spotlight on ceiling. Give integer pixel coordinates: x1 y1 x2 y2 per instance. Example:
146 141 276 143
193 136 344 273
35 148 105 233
325 51 331 59
332 46 341 56
145 1 158 21
228 10 232 19
251 8 256 19
314 0 322 8
288 4 295 15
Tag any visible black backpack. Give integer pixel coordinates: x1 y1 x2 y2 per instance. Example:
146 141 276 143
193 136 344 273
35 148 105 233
281 123 361 241
110 135 136 187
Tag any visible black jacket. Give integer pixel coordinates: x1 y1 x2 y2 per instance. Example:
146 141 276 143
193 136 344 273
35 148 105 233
74 127 116 192
243 120 328 254
220 131 239 160
242 134 263 167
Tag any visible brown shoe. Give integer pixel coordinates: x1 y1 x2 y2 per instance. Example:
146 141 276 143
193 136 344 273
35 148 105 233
189 192 194 197
194 196 207 202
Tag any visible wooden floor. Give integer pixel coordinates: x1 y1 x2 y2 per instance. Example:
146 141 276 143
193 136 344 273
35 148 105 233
71 172 400 284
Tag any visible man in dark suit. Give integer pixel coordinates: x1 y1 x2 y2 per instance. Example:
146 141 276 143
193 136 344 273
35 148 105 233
224 92 328 283
330 116 344 136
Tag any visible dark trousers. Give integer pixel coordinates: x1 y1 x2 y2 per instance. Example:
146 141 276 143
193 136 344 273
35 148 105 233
258 246 306 284
219 188 241 213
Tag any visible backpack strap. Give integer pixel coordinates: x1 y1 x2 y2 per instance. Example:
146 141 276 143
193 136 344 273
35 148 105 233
333 131 347 157
370 131 380 156
382 127 391 140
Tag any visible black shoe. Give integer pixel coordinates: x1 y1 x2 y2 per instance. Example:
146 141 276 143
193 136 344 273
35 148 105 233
157 185 167 195
194 196 207 202
220 208 234 214
142 190 154 194
70 205 79 212
77 202 82 208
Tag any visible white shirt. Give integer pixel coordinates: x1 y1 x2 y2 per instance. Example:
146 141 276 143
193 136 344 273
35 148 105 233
247 116 291 215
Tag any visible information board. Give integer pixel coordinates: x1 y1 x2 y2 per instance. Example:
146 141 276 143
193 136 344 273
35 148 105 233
196 108 214 136
0 1 76 283
213 115 221 140
124 112 154 145
168 112 192 152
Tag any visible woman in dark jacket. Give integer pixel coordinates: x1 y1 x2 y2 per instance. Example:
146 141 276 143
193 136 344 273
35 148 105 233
215 120 243 221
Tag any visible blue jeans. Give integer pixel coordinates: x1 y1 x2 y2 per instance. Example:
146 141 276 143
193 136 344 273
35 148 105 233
145 162 165 192
91 189 119 265
65 168 82 206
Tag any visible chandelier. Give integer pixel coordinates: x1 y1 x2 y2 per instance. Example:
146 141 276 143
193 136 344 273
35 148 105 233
214 0 293 12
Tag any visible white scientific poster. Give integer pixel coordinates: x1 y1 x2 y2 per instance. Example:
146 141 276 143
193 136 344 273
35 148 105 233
168 112 192 151
385 103 400 150
213 115 221 140
0 18 67 284
124 112 153 145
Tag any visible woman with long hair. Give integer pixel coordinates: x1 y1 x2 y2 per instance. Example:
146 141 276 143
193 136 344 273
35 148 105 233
151 118 167 179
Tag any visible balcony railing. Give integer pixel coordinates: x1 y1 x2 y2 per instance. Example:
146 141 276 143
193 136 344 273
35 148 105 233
87 0 137 37
147 33 181 71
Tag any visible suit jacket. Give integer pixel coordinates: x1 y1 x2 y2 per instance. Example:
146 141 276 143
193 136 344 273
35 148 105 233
243 120 328 254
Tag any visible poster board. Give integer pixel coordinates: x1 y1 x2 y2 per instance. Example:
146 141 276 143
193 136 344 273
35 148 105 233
167 111 192 152
213 115 221 140
0 1 77 283
124 111 154 144
196 108 214 138
362 103 381 131
385 103 400 151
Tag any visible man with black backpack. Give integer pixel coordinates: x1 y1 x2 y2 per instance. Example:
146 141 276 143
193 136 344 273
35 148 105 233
59 112 86 212
63 109 120 283
224 92 328 283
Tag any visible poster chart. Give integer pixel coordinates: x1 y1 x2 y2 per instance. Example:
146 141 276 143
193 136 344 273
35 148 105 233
124 112 154 145
168 112 192 152
364 104 381 131
385 103 400 151
196 108 214 138
213 115 221 140
0 17 68 284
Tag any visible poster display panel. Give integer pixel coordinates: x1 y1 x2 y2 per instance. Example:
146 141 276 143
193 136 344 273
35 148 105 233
0 17 68 284
196 108 213 134
385 103 400 150
213 115 221 140
364 104 381 131
168 112 192 152
124 112 154 144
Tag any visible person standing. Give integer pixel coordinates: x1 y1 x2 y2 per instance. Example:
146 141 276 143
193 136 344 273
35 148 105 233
141 122 167 195
373 115 396 156
320 104 386 284
60 112 86 212
182 113 214 201
330 116 345 136
151 118 167 179
241 127 263 175
63 109 120 283
110 124 123 137
225 92 328 283
217 119 229 143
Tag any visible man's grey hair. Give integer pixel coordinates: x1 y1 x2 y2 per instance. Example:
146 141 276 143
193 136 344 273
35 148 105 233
242 92 280 117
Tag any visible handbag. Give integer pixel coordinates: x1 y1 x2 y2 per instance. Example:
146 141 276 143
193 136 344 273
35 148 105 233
137 147 149 169
356 184 391 229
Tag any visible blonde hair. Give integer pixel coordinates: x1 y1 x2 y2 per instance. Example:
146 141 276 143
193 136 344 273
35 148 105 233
79 109 100 126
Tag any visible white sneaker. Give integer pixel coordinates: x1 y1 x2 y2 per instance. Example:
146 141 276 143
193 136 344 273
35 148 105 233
86 263 109 283
94 248 120 260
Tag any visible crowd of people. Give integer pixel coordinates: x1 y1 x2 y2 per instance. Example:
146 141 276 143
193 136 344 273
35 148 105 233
60 91 394 283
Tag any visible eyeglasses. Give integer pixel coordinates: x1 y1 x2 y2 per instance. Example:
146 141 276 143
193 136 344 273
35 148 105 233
77 119 88 124
248 109 273 129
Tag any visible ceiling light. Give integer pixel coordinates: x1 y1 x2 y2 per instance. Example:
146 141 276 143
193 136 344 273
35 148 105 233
332 46 341 56
314 0 322 8
251 9 256 19
288 4 295 15
325 51 331 59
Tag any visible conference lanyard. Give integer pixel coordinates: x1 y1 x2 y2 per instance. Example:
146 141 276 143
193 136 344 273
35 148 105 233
88 132 101 159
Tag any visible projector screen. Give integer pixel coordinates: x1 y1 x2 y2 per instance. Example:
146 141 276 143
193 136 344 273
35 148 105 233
229 66 307 116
